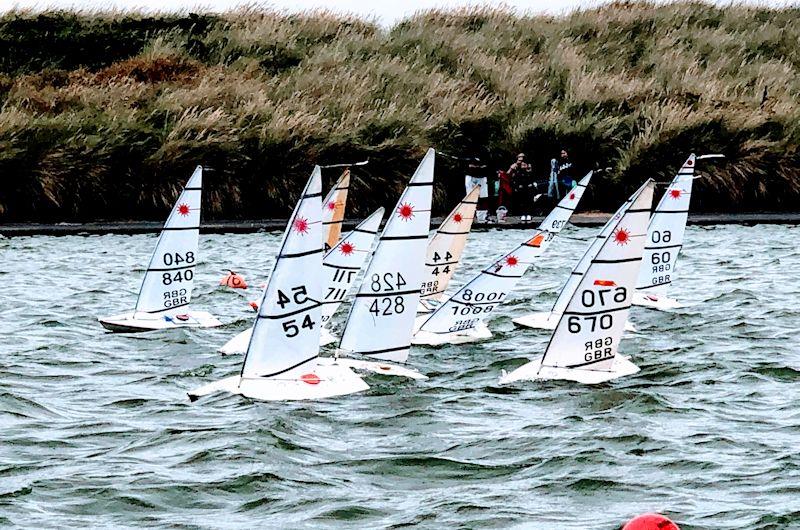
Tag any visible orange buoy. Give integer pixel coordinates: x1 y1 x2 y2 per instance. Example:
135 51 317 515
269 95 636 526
623 514 680 530
219 270 247 289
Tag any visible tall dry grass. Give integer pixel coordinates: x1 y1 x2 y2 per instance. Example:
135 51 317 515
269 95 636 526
0 2 798 221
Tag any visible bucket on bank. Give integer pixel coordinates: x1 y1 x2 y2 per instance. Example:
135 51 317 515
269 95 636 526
496 206 508 223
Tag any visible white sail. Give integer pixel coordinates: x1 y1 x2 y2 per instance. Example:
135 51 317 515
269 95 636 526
501 180 655 385
322 169 350 251
636 154 695 296
338 148 435 363
135 166 202 316
321 208 385 324
415 172 592 340
548 178 653 318
416 232 547 337
420 185 481 305
240 167 324 380
537 171 593 233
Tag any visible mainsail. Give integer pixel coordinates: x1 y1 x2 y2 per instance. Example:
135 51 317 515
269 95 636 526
134 166 203 316
338 149 435 363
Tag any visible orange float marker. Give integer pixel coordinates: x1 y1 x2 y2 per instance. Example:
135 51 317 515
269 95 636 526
219 270 248 289
622 513 680 530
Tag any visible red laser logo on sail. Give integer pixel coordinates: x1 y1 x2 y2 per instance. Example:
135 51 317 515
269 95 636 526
177 203 190 216
669 189 682 199
569 192 576 200
293 217 309 235
327 201 337 211
613 228 631 245
340 241 355 255
505 255 519 267
398 202 414 221
453 212 463 223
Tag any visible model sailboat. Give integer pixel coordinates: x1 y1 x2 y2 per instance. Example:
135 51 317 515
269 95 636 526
99 166 221 332
188 167 369 401
511 179 654 332
500 180 655 385
218 208 385 355
418 185 481 313
327 148 435 379
322 169 350 251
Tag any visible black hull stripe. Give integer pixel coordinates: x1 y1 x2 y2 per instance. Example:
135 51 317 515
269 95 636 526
258 302 321 320
592 257 642 264
562 357 616 369
644 244 683 250
323 220 344 225
281 248 324 258
563 305 631 316
184 187 202 191
407 182 434 187
253 355 318 379
352 228 378 234
359 345 409 356
323 263 361 270
555 204 575 211
482 270 523 278
655 209 690 214
437 230 471 235
162 226 199 231
626 208 652 213
304 192 323 198
461 200 479 204
381 235 428 241
147 264 197 272
355 289 419 298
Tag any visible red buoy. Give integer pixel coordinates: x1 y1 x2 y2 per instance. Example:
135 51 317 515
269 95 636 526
219 270 248 289
623 514 680 530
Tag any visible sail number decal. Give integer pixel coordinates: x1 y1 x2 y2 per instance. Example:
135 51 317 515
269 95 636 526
368 272 408 317
162 251 195 267
651 230 671 243
163 288 188 308
421 280 439 296
584 336 614 363
567 287 627 334
275 286 315 338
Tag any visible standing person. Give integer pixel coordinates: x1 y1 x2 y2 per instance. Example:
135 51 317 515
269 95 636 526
549 148 574 199
464 159 489 222
507 153 534 221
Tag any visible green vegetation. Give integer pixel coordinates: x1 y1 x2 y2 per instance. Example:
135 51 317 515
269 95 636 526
0 2 798 221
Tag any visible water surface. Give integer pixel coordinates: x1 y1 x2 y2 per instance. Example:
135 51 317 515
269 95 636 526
1 225 799 529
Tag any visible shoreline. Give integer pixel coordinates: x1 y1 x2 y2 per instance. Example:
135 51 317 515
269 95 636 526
1 212 799 237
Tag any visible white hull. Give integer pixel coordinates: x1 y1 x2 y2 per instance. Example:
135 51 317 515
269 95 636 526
499 354 640 385
633 291 682 310
187 363 369 402
513 311 637 332
318 357 427 380
99 310 222 333
219 326 337 355
412 318 493 346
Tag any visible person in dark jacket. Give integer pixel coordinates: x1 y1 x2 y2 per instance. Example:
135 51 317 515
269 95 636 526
549 149 575 199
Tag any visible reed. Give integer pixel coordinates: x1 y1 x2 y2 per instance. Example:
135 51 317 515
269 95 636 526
0 2 797 221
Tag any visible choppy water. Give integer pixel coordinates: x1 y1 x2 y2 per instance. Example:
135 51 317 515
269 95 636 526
2 224 800 529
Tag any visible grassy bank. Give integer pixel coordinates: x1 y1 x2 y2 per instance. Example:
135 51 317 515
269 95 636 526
0 2 798 222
